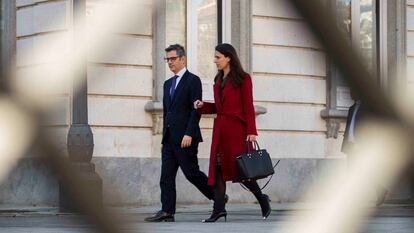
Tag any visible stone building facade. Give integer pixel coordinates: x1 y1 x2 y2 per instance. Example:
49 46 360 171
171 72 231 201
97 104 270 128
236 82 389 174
0 0 412 206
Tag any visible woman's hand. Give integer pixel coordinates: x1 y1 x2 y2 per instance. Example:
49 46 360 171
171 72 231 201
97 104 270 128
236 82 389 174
194 100 204 109
246 135 256 142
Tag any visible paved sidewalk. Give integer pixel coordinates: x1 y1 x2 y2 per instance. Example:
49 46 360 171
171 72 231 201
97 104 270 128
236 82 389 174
0 203 413 233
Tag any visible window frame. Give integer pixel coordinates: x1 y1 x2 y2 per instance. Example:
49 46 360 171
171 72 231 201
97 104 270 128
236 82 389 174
322 0 384 138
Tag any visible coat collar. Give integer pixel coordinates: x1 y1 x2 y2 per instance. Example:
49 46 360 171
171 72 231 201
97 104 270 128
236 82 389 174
214 78 233 109
213 83 221 110
221 78 233 101
214 80 233 103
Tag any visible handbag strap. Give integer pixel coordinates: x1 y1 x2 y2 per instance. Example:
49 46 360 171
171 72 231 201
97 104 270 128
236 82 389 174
244 140 261 153
253 140 261 150
239 159 281 192
244 140 252 153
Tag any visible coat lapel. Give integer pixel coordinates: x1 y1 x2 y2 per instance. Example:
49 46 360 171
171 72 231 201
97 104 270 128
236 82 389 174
165 78 173 108
213 82 222 111
220 79 233 103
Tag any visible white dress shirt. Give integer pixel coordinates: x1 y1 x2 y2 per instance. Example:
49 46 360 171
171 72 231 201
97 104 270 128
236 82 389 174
172 67 187 89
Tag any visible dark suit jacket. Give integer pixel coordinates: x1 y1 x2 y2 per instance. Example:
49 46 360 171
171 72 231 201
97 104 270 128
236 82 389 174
162 70 203 145
342 102 367 154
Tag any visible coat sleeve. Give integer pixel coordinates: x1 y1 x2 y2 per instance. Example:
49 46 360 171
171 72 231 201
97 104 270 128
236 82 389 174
198 102 217 114
240 74 258 135
185 76 202 137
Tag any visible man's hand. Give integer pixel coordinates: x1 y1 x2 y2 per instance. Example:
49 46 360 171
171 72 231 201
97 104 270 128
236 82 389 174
194 100 203 109
181 135 192 148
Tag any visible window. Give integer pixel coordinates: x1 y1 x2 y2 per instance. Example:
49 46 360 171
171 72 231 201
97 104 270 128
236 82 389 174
334 0 377 110
165 0 219 101
147 0 258 134
322 0 379 137
166 0 187 48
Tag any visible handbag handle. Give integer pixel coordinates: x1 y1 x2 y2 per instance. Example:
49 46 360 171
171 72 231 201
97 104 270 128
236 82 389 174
244 140 252 153
244 140 261 152
253 140 261 151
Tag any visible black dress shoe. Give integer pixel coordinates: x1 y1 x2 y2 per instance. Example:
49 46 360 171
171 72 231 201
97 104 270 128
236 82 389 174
258 194 271 219
144 210 174 222
202 210 227 223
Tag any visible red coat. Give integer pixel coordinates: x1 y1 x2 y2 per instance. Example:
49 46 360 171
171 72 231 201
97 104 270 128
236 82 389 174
200 74 257 185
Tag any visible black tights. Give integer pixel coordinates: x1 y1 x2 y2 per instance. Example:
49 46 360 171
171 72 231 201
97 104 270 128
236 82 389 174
213 163 263 212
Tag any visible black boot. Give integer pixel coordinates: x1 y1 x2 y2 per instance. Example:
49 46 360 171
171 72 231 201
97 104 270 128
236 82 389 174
202 210 227 223
204 162 227 223
203 194 227 223
258 194 271 219
242 180 271 219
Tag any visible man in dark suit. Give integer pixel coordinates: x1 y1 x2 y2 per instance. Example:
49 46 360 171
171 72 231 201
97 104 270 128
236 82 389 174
341 90 364 155
145 44 214 222
342 89 388 206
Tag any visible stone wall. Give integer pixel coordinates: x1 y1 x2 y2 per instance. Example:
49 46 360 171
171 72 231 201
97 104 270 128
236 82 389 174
251 0 343 158
8 0 412 206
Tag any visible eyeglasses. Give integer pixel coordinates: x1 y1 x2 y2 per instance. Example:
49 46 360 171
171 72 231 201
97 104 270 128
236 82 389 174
164 56 180 62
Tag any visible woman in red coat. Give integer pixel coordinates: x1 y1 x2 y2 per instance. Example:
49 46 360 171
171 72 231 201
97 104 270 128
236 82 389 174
194 43 271 222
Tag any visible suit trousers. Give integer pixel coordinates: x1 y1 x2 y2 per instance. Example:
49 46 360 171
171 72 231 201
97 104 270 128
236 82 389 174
160 129 214 214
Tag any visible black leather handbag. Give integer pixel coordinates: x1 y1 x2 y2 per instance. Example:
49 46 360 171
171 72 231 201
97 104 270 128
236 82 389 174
236 141 276 181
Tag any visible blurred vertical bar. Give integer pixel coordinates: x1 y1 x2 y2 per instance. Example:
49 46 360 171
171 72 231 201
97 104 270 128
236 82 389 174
0 0 16 92
61 0 103 212
217 0 222 44
72 0 88 124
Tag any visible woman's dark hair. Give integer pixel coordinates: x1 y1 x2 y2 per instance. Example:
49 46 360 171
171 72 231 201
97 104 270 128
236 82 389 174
214 43 247 87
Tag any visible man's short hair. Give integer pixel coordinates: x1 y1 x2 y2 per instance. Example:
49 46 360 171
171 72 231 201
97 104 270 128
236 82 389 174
165 44 186 57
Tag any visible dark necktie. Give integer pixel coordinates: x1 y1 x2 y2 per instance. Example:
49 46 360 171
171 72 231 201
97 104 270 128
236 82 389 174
170 75 178 99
